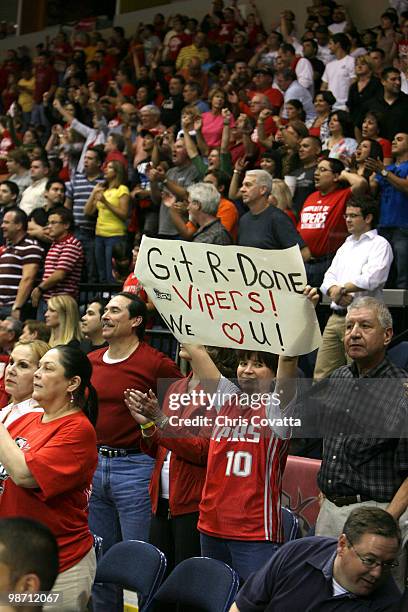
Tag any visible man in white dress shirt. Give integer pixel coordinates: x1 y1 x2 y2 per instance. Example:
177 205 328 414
313 195 393 380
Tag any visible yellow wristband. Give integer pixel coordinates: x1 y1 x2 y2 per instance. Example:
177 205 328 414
140 421 155 430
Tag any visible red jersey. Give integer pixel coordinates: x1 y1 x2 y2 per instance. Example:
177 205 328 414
0 411 97 572
198 386 289 542
297 187 351 258
89 342 182 448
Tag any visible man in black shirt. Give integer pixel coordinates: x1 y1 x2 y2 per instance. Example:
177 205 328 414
361 67 408 140
238 169 310 259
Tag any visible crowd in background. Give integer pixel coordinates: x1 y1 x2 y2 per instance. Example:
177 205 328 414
0 1 406 610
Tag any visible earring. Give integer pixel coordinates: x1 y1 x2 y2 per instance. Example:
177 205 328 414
70 392 74 405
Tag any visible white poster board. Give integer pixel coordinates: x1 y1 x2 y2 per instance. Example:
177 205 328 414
135 237 321 356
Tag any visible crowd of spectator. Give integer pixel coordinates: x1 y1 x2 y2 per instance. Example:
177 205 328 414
0 0 407 610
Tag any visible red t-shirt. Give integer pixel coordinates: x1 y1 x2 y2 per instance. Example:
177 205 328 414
89 342 182 448
0 411 97 572
198 395 289 542
378 137 392 160
297 187 351 257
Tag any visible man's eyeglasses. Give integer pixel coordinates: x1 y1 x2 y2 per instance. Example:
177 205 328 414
47 221 64 226
343 213 363 219
347 537 399 570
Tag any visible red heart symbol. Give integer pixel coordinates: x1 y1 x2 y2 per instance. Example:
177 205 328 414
221 323 244 345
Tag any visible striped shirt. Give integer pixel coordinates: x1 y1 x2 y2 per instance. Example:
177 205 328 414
42 234 84 300
65 172 104 232
0 237 44 306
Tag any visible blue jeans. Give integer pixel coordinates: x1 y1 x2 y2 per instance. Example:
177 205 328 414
379 228 408 289
75 228 98 283
94 235 124 283
200 533 280 581
89 452 154 611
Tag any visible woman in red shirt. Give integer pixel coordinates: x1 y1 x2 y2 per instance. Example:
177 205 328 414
0 345 98 611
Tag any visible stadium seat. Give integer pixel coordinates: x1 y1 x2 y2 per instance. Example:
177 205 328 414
282 506 301 541
150 556 240 612
94 540 166 612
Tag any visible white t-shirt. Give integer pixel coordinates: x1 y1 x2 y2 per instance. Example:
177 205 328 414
0 398 43 429
160 451 172 499
322 55 355 109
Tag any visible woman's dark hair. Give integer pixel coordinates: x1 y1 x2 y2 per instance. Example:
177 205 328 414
329 110 354 138
260 149 283 179
361 138 384 162
55 345 98 427
363 111 384 136
314 90 336 108
286 99 306 122
236 350 279 376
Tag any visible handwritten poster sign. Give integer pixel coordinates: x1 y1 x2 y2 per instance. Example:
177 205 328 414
135 237 321 356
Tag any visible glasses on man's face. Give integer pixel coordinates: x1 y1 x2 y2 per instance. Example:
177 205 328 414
347 538 399 570
47 221 63 226
343 213 363 219
316 167 332 174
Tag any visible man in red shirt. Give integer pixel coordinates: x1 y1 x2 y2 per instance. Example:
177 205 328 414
298 158 367 287
88 292 182 610
246 68 284 114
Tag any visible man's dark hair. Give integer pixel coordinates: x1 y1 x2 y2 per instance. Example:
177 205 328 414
279 68 296 83
304 38 318 53
22 320 51 343
32 156 50 170
185 81 203 97
331 32 351 53
88 297 107 318
171 74 185 87
45 178 66 193
346 194 380 228
316 25 329 35
0 180 19 200
0 518 58 591
326 158 345 175
88 145 105 166
280 43 296 55
116 292 147 339
108 133 126 153
205 169 230 193
381 66 400 80
270 30 283 44
302 135 322 152
113 26 125 38
7 148 30 169
5 207 28 232
343 507 401 546
49 207 74 232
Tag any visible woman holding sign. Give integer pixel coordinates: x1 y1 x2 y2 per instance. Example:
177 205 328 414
143 286 317 581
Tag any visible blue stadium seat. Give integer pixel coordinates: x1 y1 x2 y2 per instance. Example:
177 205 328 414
94 540 166 612
282 506 301 541
149 556 240 612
